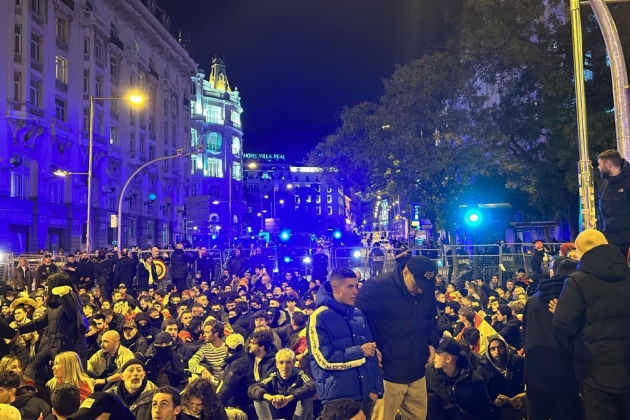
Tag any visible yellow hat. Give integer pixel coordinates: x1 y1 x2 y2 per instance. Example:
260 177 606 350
575 229 608 259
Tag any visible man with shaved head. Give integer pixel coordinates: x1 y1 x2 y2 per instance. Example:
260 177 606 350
87 329 135 389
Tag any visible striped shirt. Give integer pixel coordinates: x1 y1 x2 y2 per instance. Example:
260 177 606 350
188 342 228 378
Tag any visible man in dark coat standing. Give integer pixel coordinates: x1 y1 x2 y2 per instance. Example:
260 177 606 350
0 319 19 359
553 229 630 420
113 248 137 292
597 149 630 258
523 256 581 420
356 256 440 420
170 244 198 292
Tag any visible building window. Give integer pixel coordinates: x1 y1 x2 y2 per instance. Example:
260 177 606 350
129 73 135 87
55 18 68 43
29 79 40 107
49 179 64 204
110 59 118 79
327 195 332 204
94 41 102 62
205 158 223 178
129 218 136 237
316 195 321 204
139 110 145 126
171 124 177 147
55 55 68 83
94 113 103 135
83 70 89 93
30 0 40 15
327 206 333 216
231 137 241 155
191 128 198 147
129 109 135 126
190 155 200 174
163 97 168 116
110 126 118 145
204 104 222 123
162 223 169 245
139 134 145 154
83 37 90 55
207 132 221 151
163 122 168 144
231 110 241 126
147 220 154 240
95 76 102 96
232 162 242 181
82 108 89 131
316 206 321 215
30 33 40 62
148 145 155 161
149 87 155 110
54 98 66 121
139 72 146 91
171 97 177 116
327 186 332 193
130 133 136 152
13 73 21 101
110 23 117 38
189 183 198 197
208 186 220 198
14 26 22 54
10 170 30 198
149 117 155 136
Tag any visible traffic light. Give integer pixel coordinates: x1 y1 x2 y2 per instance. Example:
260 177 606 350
464 209 483 227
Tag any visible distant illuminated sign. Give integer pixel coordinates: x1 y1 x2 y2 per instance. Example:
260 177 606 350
243 153 286 160
290 166 323 173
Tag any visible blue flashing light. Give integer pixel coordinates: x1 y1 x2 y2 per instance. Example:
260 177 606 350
464 209 483 227
148 192 157 202
283 256 292 263
332 230 342 240
353 250 362 258
303 256 312 264
211 235 217 240
279 230 291 242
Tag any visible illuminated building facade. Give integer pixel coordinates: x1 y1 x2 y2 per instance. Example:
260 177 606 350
187 58 246 242
0 0 196 253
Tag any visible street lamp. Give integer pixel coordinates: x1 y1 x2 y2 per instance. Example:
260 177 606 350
53 170 88 177
247 162 258 169
116 146 203 247
86 93 144 252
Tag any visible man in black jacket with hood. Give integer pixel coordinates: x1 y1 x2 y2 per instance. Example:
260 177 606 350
597 149 630 258
426 337 494 420
554 229 630 419
143 332 188 391
170 244 198 292
523 256 581 420
356 256 440 420
114 248 138 292
217 333 255 419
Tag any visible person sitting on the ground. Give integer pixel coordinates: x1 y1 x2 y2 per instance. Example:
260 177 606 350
319 398 367 420
181 377 229 420
248 348 316 420
105 358 157 420
50 384 81 420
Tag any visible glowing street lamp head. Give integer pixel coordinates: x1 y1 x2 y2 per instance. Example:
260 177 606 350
53 170 68 177
247 163 258 169
212 200 220 205
127 95 144 104
286 183 293 190
279 199 285 204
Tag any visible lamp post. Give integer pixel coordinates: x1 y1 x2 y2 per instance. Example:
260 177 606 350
84 94 143 252
117 147 203 247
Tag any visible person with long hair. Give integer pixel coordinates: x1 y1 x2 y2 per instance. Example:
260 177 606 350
47 351 94 403
181 377 228 420
0 355 35 387
17 272 88 382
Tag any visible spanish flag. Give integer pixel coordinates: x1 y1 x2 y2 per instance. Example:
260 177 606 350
456 311 498 355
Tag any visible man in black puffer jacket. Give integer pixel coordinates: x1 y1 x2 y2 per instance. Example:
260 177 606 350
113 248 137 292
356 256 440 420
597 149 630 258
217 333 255 419
0 372 54 420
554 229 630 419
170 244 198 292
523 257 581 420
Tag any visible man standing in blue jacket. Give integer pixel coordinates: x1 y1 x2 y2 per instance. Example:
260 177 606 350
356 256 441 420
307 268 384 419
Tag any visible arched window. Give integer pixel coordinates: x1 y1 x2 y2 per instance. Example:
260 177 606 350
139 72 146 91
191 128 198 147
231 137 240 155
9 154 30 198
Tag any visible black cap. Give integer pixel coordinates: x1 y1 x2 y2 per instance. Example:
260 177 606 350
435 337 464 357
68 392 135 420
405 256 437 286
154 332 173 346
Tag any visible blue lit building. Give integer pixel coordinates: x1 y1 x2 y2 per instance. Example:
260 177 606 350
0 0 197 253
187 58 246 243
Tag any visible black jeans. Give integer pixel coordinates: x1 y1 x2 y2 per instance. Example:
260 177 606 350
526 384 581 420
582 380 630 420
427 393 476 420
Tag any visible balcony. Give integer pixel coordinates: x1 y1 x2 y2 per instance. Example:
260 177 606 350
26 103 44 117
56 38 68 52
53 119 71 134
81 10 106 29
109 35 124 52
31 60 43 72
56 0 75 10
31 12 43 26
108 145 123 160
55 79 68 93
148 68 160 80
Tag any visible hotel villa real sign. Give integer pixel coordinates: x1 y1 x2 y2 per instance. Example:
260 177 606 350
243 153 286 161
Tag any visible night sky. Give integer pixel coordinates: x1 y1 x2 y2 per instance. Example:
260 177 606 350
160 0 461 161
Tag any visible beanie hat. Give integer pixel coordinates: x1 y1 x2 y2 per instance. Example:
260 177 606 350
559 243 576 257
575 229 608 259
120 358 144 373
225 333 244 350
0 404 20 420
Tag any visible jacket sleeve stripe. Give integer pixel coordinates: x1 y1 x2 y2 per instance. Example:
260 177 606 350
308 306 366 371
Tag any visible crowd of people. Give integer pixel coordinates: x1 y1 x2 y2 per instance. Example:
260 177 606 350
0 220 628 419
